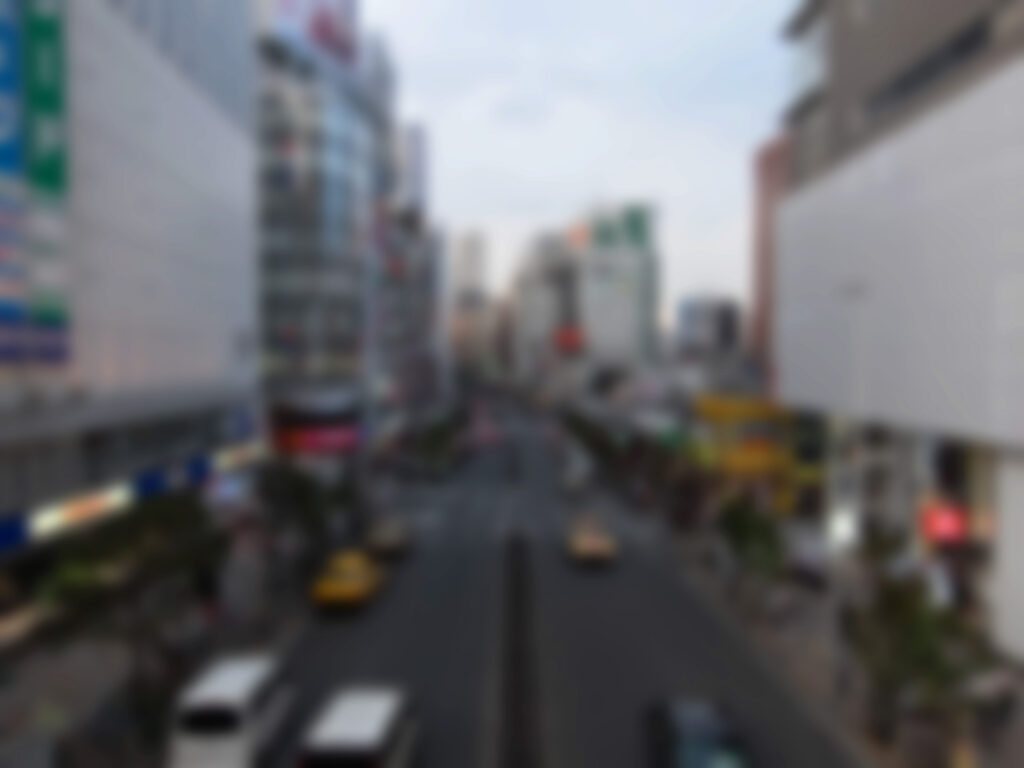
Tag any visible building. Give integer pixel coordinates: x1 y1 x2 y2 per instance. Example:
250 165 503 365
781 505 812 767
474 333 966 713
776 0 1024 656
0 0 262 558
449 233 492 375
393 124 429 219
373 122 446 416
750 136 789 393
676 297 742 360
511 236 564 387
511 205 660 394
257 0 382 467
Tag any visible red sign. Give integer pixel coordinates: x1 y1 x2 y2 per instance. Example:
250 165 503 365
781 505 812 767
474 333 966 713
554 325 584 354
274 426 361 455
919 500 968 545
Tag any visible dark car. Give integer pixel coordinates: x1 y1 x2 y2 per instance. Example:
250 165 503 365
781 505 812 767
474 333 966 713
646 699 753 768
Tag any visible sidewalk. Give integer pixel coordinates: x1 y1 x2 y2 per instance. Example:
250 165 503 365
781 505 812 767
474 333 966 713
675 534 899 768
676 534 1024 768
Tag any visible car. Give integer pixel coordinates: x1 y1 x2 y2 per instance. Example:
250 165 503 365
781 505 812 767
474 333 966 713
645 698 754 768
311 549 387 610
366 516 413 559
566 515 618 565
169 654 291 768
298 685 419 767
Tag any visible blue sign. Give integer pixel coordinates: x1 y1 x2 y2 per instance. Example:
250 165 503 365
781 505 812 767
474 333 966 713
0 0 22 181
0 514 28 556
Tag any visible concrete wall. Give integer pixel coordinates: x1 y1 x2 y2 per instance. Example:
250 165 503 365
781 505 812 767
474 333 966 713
69 1 258 404
777 55 1024 448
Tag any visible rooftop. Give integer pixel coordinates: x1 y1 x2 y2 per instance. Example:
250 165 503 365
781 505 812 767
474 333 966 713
181 656 275 709
306 687 406 751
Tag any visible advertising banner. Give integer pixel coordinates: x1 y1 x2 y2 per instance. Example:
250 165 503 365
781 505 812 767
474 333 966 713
0 0 22 185
24 0 66 201
0 0 24 366
24 0 69 366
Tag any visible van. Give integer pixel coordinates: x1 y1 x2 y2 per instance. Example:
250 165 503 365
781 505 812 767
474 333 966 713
298 686 418 767
170 654 291 768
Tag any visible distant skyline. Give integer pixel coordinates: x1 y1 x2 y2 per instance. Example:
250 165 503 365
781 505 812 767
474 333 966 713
364 0 791 321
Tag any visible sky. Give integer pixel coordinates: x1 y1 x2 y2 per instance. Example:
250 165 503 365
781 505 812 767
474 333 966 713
363 0 792 322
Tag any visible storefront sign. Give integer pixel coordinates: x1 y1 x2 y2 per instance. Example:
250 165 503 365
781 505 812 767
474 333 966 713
275 425 361 455
30 483 134 542
919 500 968 545
0 515 27 555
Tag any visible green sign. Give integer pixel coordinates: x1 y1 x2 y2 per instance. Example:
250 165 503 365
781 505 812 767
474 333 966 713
24 0 66 201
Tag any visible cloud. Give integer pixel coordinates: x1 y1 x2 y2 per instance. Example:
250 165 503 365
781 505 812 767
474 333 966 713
363 0 791 319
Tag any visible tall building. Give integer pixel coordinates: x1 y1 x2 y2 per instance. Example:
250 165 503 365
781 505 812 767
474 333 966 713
750 136 789 393
393 124 429 219
511 205 660 391
776 0 1024 656
257 0 381 465
450 233 491 372
0 0 261 558
373 121 445 415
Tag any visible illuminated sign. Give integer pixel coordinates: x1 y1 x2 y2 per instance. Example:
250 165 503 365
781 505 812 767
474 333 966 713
30 483 133 542
275 426 361 455
214 440 269 473
919 500 968 545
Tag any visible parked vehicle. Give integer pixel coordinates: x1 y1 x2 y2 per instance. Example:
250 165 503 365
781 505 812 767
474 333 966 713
298 686 419 767
169 654 290 768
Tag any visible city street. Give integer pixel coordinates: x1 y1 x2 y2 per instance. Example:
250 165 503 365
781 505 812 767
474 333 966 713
264 403 862 768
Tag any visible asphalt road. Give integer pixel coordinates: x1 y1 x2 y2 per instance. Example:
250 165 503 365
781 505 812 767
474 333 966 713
266 402 863 768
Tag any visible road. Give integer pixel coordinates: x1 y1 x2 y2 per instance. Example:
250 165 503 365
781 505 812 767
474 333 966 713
266 402 863 768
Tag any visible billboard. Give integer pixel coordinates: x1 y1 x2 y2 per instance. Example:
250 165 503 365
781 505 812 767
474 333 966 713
24 0 70 365
0 0 22 184
0 0 23 366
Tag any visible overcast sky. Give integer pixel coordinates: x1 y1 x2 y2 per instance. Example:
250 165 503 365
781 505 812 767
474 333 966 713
363 0 791 320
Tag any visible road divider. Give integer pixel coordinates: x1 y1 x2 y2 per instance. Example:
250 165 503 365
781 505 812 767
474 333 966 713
500 532 544 768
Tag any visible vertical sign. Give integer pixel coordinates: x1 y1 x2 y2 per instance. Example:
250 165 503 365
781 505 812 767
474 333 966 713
0 0 24 367
24 0 69 366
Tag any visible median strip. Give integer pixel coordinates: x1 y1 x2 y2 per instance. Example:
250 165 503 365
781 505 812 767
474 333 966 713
500 532 544 768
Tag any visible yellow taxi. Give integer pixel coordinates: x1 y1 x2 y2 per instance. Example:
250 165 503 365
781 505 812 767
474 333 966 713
566 515 619 565
311 549 386 609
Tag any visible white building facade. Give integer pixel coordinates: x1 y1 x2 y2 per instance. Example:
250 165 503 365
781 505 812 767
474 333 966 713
777 55 1024 657
511 206 660 394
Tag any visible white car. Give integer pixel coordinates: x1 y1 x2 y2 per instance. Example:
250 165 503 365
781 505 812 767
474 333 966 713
169 655 290 768
298 686 418 767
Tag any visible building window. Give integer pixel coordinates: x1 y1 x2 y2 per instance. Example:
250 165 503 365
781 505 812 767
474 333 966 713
868 17 991 118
